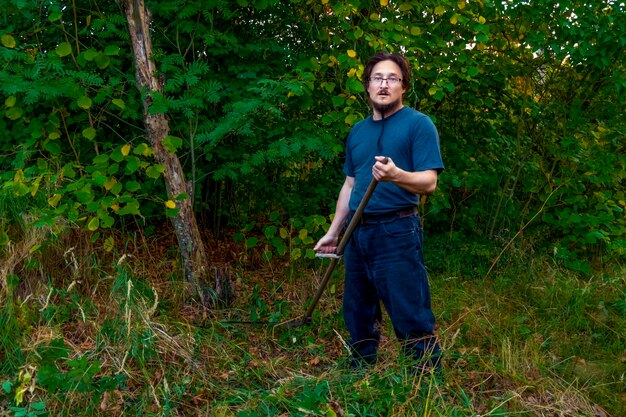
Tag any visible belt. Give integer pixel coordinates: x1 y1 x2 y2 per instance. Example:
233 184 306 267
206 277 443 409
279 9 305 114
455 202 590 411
355 207 417 224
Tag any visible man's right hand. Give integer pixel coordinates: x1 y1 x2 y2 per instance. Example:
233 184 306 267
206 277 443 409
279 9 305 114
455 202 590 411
314 233 339 254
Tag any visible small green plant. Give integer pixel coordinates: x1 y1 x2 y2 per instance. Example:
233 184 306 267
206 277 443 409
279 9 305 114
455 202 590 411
2 369 46 416
9 401 47 417
234 211 329 267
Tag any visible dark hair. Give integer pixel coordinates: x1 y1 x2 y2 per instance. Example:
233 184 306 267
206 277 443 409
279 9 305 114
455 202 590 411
362 52 411 93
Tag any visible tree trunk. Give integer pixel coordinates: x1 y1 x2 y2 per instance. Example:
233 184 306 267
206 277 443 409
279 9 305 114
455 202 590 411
122 0 214 306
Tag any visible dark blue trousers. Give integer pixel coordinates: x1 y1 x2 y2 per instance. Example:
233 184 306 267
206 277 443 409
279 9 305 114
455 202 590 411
343 212 440 366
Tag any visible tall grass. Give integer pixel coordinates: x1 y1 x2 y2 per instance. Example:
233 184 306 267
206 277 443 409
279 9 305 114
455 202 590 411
1 223 624 416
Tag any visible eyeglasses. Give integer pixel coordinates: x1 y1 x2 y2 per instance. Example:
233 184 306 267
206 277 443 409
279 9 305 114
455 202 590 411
368 76 402 86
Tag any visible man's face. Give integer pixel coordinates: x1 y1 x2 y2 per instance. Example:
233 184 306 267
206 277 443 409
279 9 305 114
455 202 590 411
367 60 406 116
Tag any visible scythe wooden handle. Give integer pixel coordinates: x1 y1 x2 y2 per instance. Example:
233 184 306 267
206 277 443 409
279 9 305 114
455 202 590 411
303 157 389 322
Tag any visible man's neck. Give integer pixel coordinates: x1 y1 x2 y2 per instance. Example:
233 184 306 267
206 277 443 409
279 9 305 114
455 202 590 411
372 103 404 120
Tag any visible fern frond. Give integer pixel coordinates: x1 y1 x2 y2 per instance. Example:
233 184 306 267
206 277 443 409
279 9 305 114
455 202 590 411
179 4 201 19
214 162 240 181
199 79 222 104
250 151 265 167
197 99 263 145
0 47 22 62
74 71 105 86
188 60 209 75
185 73 199 87
164 74 185 92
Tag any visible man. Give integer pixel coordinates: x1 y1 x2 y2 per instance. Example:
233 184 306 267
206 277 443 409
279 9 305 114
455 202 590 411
314 52 444 370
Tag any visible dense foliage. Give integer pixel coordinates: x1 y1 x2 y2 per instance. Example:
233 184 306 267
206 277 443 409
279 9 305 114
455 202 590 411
1 0 624 269
1 1 625 415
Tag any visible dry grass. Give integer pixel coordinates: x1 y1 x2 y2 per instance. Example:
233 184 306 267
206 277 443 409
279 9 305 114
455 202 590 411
1 226 624 416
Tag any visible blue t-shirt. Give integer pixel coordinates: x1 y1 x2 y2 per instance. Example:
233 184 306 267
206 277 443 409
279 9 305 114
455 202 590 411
343 106 444 213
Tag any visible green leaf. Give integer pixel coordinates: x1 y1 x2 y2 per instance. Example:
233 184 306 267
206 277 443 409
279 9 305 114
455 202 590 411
63 164 77 179
0 228 9 248
44 141 61 155
264 225 277 239
109 163 120 175
82 127 96 140
95 52 110 69
1 34 16 49
109 148 123 162
246 237 258 248
165 207 179 218
75 187 94 204
344 113 360 125
99 213 114 228
125 156 139 173
83 48 98 61
125 181 141 192
31 401 46 411
48 194 62 207
55 42 72 57
104 236 115 252
87 217 100 231
5 107 23 120
77 96 92 110
110 181 123 195
117 199 140 215
48 11 62 21
331 96 345 107
347 77 364 93
93 154 110 165
134 143 150 155
104 45 120 56
290 247 302 260
92 171 107 186
321 82 336 93
146 164 165 179
112 98 125 109
2 380 13 393
163 135 183 154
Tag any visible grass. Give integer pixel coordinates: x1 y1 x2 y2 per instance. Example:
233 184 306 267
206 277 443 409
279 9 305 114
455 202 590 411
1 225 625 416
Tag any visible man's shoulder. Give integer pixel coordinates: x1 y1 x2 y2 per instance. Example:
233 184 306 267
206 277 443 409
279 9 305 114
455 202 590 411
400 106 432 122
355 114 374 126
350 115 374 134
400 108 438 133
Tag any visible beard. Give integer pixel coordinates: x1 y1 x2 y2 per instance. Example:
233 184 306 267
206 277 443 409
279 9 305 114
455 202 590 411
372 98 402 116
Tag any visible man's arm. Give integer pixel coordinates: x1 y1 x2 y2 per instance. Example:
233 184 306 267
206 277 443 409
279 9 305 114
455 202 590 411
314 176 354 254
372 156 438 195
